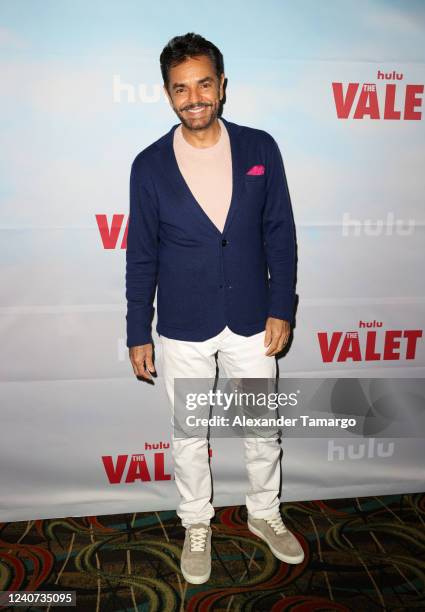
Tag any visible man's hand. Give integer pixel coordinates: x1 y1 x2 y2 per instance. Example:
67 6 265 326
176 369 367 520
264 317 291 356
129 343 157 383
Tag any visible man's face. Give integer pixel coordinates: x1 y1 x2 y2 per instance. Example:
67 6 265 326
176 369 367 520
164 54 224 131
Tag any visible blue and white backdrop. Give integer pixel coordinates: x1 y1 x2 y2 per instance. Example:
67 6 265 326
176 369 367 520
1 0 424 521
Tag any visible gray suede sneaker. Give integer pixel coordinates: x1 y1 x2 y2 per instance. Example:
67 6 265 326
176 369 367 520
180 522 212 584
247 512 304 564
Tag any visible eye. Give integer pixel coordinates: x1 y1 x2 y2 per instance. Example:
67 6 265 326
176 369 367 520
201 82 211 88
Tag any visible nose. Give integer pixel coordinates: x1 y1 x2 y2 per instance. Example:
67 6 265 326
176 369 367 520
186 88 202 108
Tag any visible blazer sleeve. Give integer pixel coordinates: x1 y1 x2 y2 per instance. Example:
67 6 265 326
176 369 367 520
125 155 159 347
262 135 296 325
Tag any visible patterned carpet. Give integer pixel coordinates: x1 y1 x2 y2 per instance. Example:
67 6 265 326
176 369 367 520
0 493 424 611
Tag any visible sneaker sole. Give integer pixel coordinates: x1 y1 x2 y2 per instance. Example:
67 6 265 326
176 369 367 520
247 522 305 564
181 566 211 584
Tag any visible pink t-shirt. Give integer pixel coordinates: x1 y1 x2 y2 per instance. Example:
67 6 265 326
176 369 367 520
173 117 232 233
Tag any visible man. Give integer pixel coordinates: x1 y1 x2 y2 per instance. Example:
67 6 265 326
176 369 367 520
126 32 304 584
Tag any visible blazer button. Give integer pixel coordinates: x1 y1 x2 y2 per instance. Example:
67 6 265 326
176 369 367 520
221 239 228 246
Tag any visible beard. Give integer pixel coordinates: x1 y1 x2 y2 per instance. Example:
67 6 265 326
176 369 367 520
173 100 220 131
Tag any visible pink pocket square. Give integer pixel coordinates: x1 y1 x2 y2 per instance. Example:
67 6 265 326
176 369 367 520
246 164 265 176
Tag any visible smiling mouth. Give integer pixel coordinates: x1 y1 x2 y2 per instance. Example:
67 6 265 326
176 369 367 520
186 105 208 114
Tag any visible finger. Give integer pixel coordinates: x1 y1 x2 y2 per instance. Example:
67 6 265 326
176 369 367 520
130 359 141 377
267 331 287 355
145 355 157 375
265 338 280 355
140 363 153 381
264 327 272 347
266 346 278 356
276 341 285 354
265 329 277 354
277 334 288 352
133 358 153 381
281 331 290 348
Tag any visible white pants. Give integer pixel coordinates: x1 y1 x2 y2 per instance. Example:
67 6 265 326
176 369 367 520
158 325 281 528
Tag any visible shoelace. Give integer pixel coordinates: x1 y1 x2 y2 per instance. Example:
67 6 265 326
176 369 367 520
189 526 209 552
265 515 288 535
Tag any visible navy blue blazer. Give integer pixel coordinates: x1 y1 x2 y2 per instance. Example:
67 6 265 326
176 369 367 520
126 116 296 347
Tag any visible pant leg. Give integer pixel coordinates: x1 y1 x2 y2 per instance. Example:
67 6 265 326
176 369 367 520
159 332 220 528
216 328 282 518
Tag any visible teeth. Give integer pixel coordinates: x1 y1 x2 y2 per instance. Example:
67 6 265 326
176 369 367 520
188 106 204 113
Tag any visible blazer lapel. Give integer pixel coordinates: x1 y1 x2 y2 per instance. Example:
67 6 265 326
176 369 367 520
220 116 243 236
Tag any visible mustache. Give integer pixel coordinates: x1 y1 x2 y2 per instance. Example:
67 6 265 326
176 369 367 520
182 103 212 112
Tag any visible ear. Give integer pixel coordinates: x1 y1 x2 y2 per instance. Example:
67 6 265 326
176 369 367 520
219 73 225 100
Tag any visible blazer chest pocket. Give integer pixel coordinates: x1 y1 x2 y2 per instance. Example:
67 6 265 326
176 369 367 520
244 174 266 183
244 175 266 207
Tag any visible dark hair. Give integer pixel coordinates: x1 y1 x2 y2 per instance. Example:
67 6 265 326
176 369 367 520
160 32 224 90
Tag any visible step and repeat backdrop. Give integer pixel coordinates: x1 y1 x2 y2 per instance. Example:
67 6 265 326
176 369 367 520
1 0 424 521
